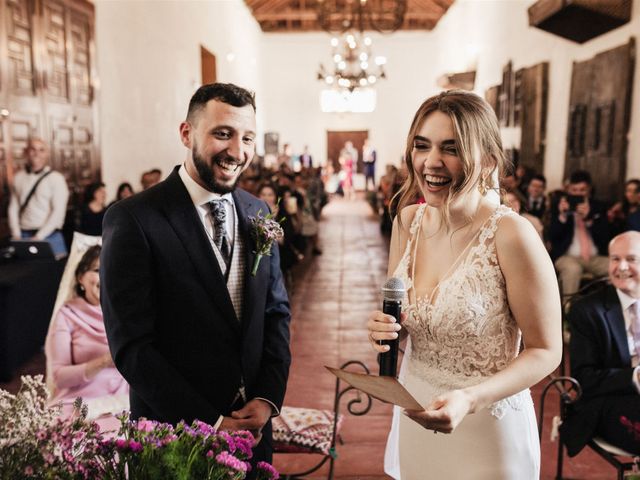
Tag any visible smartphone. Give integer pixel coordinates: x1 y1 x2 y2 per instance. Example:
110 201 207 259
566 194 585 211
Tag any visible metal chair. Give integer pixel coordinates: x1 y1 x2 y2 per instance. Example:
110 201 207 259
275 360 373 479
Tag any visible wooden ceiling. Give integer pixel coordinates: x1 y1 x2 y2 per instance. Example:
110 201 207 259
244 0 455 32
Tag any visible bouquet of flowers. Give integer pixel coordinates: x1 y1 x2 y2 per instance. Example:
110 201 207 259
0 376 109 479
0 376 279 480
102 414 279 480
249 210 285 276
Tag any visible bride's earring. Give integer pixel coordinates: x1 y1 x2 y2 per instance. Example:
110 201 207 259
478 176 488 195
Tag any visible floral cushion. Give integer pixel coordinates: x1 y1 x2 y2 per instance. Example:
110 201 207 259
272 406 343 455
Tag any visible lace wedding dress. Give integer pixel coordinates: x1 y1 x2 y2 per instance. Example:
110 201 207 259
390 204 539 479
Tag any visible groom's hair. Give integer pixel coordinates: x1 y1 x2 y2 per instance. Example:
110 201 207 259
186 83 256 122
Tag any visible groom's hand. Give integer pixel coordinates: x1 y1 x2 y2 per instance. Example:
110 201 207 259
219 399 273 442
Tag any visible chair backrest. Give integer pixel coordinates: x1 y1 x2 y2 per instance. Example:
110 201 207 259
44 232 102 394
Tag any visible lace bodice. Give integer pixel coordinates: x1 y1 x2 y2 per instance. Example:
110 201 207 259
394 204 529 418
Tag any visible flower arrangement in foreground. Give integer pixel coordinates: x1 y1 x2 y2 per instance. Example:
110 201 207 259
0 376 279 480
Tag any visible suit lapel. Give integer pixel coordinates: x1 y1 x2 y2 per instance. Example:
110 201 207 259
161 169 240 330
604 286 630 365
233 191 263 332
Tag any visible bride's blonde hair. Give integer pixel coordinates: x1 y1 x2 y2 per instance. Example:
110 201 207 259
394 90 509 230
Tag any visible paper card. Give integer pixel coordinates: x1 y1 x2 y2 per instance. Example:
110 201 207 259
325 366 423 411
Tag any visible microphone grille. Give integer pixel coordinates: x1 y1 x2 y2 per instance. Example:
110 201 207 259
382 277 406 301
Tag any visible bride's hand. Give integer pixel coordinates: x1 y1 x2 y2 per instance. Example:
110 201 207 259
403 389 476 434
367 310 405 353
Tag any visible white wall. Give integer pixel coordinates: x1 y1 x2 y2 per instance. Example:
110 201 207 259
95 0 264 198
260 0 640 190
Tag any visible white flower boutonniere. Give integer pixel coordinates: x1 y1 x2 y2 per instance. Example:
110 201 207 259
249 210 285 276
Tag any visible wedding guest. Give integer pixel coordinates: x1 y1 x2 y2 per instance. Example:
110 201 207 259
561 231 640 456
116 182 134 201
526 174 547 219
609 179 640 234
505 191 544 239
8 137 69 256
45 245 128 414
77 182 107 236
367 90 561 479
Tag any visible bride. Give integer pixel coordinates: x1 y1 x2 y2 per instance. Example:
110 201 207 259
367 90 561 479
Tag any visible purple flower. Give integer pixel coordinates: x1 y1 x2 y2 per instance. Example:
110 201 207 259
115 439 128 449
129 440 143 453
215 451 248 472
256 461 279 479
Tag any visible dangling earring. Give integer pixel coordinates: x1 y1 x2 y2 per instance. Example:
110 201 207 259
478 176 488 195
79 285 85 293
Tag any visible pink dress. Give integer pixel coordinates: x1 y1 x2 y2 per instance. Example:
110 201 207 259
46 297 128 410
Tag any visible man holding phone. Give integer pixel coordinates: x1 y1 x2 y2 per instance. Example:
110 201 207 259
550 170 610 296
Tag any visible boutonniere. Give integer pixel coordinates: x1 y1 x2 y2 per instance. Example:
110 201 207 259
249 209 285 276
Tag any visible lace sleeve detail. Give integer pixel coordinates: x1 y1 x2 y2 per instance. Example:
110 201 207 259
409 204 427 235
488 390 533 419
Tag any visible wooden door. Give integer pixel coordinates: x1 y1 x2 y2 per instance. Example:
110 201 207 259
565 39 635 201
326 130 368 173
517 62 548 173
0 0 99 237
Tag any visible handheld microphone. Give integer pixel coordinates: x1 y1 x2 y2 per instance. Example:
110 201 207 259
379 277 405 377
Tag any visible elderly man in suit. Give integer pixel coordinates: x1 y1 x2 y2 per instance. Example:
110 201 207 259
101 83 291 472
562 231 640 456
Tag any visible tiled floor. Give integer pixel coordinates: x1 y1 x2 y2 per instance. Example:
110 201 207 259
1 196 629 479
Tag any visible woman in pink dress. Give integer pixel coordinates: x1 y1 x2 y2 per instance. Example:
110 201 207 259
45 245 128 417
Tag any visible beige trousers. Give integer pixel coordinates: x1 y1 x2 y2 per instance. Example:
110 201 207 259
554 254 609 296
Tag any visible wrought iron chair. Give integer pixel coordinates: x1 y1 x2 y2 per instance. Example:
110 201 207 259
274 360 373 479
539 375 638 480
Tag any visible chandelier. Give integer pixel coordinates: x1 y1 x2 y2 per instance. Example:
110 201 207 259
317 32 387 92
315 0 405 93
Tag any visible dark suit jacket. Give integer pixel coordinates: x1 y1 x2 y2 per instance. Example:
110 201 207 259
101 167 291 426
549 198 610 261
561 284 636 456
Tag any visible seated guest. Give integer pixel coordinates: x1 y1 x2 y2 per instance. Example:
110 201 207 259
526 173 547 219
45 245 128 414
609 179 640 235
561 231 640 456
504 191 544 239
77 182 106 236
550 170 610 296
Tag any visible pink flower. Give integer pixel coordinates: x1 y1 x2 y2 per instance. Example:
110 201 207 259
129 440 143 453
206 450 214 458
24 466 34 476
256 461 279 479
215 451 248 472
115 439 128 449
137 419 155 432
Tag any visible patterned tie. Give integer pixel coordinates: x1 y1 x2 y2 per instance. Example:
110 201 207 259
208 199 231 270
631 301 640 356
575 215 592 262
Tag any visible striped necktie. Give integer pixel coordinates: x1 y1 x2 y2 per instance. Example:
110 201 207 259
208 199 231 270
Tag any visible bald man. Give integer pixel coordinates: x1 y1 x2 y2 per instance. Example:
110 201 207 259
8 138 69 257
562 231 640 456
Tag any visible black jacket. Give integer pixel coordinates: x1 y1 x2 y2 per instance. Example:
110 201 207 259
101 166 291 426
560 285 636 456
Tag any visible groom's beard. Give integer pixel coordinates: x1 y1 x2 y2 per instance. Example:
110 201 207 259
192 144 247 194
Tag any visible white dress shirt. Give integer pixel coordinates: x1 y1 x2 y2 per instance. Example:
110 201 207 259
615 289 640 393
8 166 69 239
177 164 278 427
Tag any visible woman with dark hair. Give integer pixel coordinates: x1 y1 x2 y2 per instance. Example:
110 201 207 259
608 179 640 233
45 245 127 414
257 182 303 284
115 182 134 202
367 90 561 478
77 182 107 236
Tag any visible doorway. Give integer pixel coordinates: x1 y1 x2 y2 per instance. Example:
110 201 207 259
326 130 368 174
200 46 217 85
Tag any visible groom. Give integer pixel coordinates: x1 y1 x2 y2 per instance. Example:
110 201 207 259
101 83 291 468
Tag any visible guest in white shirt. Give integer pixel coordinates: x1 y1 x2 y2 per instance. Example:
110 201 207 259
8 138 69 256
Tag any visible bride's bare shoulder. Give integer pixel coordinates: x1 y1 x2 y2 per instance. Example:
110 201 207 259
395 204 423 234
